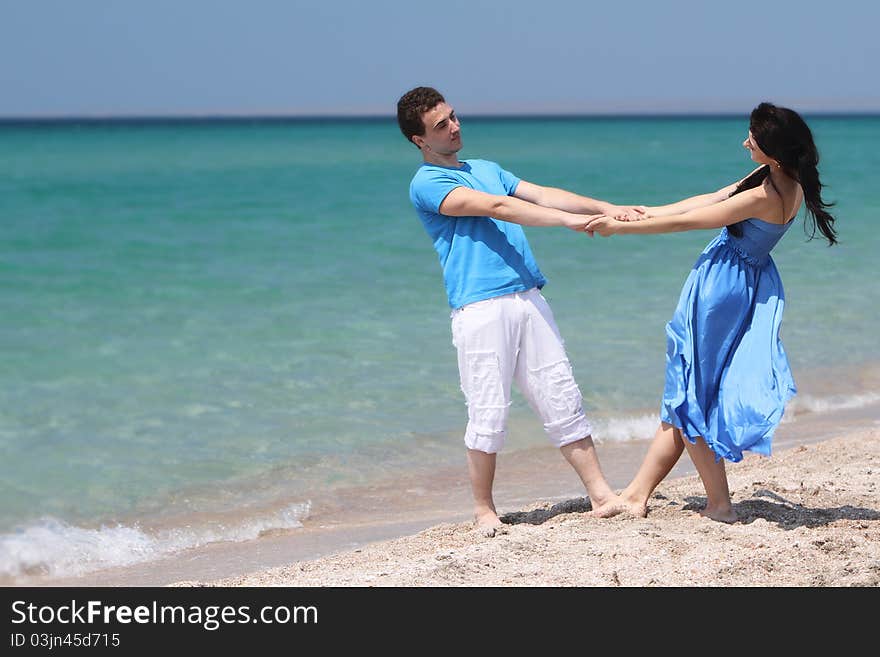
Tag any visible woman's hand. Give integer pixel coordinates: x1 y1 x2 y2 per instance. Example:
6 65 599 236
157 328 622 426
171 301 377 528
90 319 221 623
606 205 647 221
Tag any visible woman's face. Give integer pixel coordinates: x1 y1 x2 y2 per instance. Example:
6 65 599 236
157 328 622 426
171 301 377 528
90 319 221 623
743 131 774 166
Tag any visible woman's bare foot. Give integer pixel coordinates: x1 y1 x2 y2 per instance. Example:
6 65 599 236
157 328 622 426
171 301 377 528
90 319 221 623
699 505 738 524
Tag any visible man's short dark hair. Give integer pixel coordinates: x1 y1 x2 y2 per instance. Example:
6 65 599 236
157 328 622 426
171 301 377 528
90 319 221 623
397 86 445 146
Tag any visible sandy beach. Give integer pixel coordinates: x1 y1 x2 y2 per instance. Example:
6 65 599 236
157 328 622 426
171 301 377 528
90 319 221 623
171 425 879 588
19 402 878 588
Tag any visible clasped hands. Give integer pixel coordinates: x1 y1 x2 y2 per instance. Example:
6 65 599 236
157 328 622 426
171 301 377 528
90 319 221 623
568 205 648 237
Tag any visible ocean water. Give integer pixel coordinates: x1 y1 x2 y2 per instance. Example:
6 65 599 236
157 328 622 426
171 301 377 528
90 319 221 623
1 115 878 580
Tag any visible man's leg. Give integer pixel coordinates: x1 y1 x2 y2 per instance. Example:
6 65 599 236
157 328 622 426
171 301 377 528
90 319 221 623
515 290 621 512
466 448 507 535
560 436 618 510
452 296 518 534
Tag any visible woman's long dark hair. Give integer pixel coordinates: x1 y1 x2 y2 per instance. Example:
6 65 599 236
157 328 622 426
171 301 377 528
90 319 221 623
728 102 837 244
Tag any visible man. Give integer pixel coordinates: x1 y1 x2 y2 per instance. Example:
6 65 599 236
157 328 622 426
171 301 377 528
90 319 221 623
397 86 634 534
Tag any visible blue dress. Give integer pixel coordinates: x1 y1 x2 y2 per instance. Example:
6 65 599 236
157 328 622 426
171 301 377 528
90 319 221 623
661 218 798 462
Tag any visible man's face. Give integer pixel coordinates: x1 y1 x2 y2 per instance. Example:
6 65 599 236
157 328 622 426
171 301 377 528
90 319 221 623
414 102 461 154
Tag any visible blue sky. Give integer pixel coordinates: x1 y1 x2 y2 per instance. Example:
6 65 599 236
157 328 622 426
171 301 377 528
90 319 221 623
1 0 877 117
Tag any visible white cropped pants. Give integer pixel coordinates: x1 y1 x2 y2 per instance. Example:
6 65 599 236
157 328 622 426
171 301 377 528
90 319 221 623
451 288 592 454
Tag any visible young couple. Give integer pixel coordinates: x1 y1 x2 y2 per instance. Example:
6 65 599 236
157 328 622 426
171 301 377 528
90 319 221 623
397 87 837 533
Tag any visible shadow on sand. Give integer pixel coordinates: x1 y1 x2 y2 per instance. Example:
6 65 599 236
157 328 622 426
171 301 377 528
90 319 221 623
498 487 880 530
683 488 880 529
499 497 592 526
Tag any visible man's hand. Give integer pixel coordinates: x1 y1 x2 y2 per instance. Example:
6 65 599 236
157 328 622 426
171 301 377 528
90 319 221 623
584 215 623 237
563 213 604 236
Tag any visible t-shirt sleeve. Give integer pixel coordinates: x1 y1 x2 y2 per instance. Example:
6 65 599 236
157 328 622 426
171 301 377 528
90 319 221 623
497 164 521 196
410 170 463 215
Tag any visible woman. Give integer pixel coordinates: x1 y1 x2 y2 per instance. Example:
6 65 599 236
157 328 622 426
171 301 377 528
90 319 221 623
587 102 837 523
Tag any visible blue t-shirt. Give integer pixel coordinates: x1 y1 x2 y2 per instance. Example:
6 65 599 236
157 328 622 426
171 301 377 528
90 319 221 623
409 159 547 309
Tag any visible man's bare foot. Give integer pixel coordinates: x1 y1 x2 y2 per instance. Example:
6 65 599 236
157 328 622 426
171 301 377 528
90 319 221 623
699 506 738 524
474 509 508 537
589 493 647 519
475 522 508 537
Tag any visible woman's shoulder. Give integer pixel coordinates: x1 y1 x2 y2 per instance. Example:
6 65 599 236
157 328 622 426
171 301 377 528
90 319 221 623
740 179 788 222
761 176 803 222
726 181 777 211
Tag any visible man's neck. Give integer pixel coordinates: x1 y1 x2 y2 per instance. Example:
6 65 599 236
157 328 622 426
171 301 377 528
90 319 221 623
422 151 462 168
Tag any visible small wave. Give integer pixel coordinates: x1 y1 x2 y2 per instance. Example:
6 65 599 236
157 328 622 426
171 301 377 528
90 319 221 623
0 501 311 580
785 392 880 418
590 391 880 436
591 414 659 443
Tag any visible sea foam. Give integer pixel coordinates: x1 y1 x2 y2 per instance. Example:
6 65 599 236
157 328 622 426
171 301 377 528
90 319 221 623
0 501 311 580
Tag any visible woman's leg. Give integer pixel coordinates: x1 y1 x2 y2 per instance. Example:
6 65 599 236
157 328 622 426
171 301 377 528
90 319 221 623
602 422 685 517
682 437 737 523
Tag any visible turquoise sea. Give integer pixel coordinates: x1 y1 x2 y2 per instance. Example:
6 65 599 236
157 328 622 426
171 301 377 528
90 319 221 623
1 115 878 581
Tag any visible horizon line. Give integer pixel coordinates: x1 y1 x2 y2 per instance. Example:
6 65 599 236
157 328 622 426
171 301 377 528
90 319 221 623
1 109 879 124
